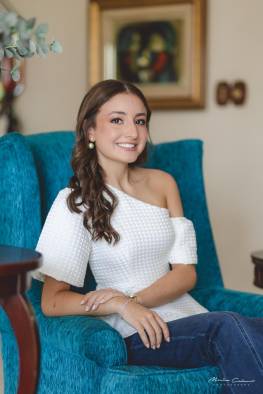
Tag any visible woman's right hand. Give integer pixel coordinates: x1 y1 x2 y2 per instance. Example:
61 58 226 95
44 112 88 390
116 298 170 349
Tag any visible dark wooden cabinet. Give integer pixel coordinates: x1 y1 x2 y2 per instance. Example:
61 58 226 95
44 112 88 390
251 250 263 289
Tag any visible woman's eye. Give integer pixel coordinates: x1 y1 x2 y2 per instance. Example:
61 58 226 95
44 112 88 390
136 119 146 125
110 118 146 125
111 118 123 124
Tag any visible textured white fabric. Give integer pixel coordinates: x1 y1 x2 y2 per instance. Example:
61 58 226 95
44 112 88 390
32 189 91 287
33 185 209 338
168 217 198 265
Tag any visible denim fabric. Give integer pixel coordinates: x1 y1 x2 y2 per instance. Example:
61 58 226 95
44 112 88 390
124 311 263 394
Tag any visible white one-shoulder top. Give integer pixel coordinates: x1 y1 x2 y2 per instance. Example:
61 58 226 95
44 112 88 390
32 185 209 338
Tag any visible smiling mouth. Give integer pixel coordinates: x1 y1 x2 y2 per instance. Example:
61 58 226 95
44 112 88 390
116 143 137 151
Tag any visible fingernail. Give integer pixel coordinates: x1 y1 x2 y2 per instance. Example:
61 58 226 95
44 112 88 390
152 346 156 350
85 306 90 311
146 344 150 348
157 344 160 348
166 337 170 342
92 304 96 310
80 300 85 305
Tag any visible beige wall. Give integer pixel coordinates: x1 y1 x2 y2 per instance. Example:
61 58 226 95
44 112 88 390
12 0 88 133
10 0 263 295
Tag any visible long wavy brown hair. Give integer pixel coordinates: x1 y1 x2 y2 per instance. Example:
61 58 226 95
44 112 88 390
67 79 153 245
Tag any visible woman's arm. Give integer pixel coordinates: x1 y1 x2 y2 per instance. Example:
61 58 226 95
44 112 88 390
42 275 171 349
41 275 128 316
135 264 197 308
134 171 197 308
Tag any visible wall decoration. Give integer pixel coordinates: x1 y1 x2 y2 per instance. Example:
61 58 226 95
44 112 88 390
216 80 247 106
231 81 246 106
216 82 230 106
89 0 206 109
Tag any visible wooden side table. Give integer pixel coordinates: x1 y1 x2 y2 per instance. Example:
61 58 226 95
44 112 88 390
251 250 263 288
0 244 42 394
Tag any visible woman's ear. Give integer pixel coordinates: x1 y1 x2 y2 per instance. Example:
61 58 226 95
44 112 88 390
87 127 95 142
83 119 95 141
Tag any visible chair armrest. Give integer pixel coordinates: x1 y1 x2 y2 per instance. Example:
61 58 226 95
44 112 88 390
0 302 127 368
25 279 128 367
190 286 263 317
36 313 127 367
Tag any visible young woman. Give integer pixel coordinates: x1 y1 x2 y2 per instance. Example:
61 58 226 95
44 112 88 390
33 79 263 393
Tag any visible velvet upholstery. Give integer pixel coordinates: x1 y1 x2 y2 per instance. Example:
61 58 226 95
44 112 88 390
0 130 261 394
0 133 41 249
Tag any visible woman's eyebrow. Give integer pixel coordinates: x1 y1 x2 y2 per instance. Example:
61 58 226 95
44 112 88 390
107 111 147 117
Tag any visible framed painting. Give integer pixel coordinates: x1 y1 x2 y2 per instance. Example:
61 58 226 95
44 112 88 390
88 0 206 109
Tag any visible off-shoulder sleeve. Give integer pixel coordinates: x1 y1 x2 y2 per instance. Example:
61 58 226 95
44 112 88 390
32 188 92 287
168 217 198 265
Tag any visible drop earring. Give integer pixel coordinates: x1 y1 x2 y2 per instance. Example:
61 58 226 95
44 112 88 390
88 139 95 149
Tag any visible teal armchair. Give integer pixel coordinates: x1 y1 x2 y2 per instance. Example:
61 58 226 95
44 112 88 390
1 131 263 394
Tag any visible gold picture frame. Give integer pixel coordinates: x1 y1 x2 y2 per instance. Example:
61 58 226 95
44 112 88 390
88 0 206 109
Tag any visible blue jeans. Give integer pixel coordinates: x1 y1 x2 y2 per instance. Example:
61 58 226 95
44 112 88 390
124 311 263 394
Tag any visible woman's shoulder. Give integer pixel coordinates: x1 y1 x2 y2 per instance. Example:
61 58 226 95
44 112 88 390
53 187 72 206
57 187 81 200
57 186 72 196
131 168 169 208
51 187 85 213
136 167 177 191
135 167 182 215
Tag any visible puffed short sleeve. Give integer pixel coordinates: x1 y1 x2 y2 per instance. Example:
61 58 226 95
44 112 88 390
168 217 198 265
32 188 92 287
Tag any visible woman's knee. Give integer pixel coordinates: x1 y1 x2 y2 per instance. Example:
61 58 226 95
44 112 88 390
206 311 242 330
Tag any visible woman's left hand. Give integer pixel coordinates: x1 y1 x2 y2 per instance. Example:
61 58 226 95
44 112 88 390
80 288 126 311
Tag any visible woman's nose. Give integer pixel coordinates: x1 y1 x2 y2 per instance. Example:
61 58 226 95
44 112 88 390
124 121 139 138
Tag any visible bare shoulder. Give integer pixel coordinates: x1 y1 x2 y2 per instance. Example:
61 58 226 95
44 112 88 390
136 168 184 216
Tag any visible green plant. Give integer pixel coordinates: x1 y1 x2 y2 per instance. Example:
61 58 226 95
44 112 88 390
0 10 62 81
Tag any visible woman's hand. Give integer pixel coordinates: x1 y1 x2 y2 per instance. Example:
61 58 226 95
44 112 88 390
80 288 126 311
117 298 170 349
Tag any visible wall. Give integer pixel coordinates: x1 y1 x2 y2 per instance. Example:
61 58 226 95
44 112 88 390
11 0 263 296
12 0 88 133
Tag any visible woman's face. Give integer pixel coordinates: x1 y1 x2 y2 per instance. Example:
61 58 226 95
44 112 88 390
88 92 149 166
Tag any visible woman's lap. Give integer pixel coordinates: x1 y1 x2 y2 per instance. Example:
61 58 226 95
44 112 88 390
124 311 217 368
124 311 263 370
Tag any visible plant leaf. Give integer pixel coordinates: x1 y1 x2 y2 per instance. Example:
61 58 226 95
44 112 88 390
0 48 4 61
11 65 20 82
16 18 27 36
17 46 28 57
26 17 36 30
5 12 18 28
29 39 36 54
36 43 46 57
50 40 63 54
39 41 49 55
35 23 48 38
4 48 15 58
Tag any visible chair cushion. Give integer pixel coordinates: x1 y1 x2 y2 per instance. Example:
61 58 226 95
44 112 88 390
191 286 263 317
0 132 41 248
26 131 75 222
100 364 221 394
